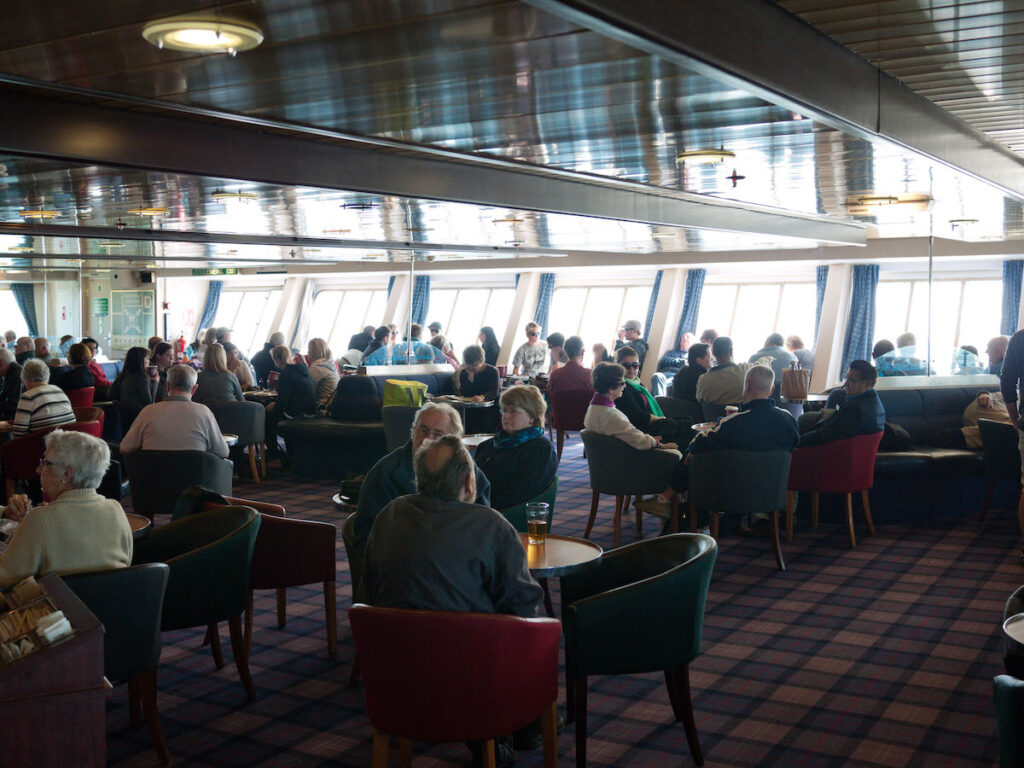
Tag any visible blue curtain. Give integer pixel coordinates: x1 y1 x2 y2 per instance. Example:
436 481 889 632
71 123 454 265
676 268 706 341
411 275 430 326
841 264 879 376
1002 260 1023 335
387 275 395 298
197 280 223 333
643 270 663 342
10 283 38 337
514 273 521 289
814 265 829 347
533 273 555 334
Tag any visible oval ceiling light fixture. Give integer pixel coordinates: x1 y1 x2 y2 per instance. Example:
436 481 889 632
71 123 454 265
8 245 34 253
651 232 677 239
127 206 168 217
211 189 259 203
846 192 932 215
142 17 264 56
492 217 524 225
676 147 735 166
322 228 351 235
97 241 125 249
342 201 378 210
18 208 59 219
949 218 979 228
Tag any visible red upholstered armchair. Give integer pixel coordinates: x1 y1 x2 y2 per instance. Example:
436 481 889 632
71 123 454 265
785 431 883 547
1 428 51 500
66 386 95 408
349 605 561 767
549 388 592 459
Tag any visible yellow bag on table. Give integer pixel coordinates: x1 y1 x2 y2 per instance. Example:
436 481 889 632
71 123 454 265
383 379 428 408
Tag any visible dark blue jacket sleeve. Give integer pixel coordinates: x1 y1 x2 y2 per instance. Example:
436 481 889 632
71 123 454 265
798 389 885 447
1001 330 1024 420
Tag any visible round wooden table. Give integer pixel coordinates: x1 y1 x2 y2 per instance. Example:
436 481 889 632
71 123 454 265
519 533 603 617
125 513 151 540
332 493 356 515
222 433 239 446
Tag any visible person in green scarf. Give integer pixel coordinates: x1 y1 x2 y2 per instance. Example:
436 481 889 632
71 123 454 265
614 346 680 441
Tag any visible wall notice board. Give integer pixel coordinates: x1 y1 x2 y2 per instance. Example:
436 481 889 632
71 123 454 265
110 289 155 350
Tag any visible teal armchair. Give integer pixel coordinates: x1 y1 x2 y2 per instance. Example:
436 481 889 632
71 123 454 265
561 533 717 768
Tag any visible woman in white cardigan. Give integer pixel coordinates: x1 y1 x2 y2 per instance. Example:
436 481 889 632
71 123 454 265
583 362 686 517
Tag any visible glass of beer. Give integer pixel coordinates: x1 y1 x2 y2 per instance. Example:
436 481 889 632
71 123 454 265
526 502 549 545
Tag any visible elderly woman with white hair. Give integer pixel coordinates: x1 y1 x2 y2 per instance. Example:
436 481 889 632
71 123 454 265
11 359 75 436
0 430 132 585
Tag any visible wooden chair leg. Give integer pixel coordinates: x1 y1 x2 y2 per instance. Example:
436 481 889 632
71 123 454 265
244 591 254 651
128 674 142 729
845 492 857 547
208 622 224 669
980 478 995 520
612 496 623 548
710 511 720 540
398 737 413 768
248 446 260 484
672 663 704 766
574 676 588 768
348 655 361 687
138 667 170 766
635 494 643 537
324 580 337 656
228 615 255 700
371 728 389 768
785 491 795 543
276 587 287 629
811 492 820 528
861 489 876 537
770 509 785 571
664 667 682 721
584 490 600 539
541 700 558 768
565 673 575 724
482 739 497 768
260 442 268 477
557 429 565 460
689 503 698 533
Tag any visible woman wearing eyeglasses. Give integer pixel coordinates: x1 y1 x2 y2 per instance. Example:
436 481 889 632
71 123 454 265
473 385 557 511
0 430 132 585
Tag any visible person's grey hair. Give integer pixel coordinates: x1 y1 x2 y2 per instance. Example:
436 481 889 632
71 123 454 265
203 327 218 345
411 401 463 438
167 364 198 392
44 429 110 490
745 364 775 395
413 435 473 501
0 348 13 365
268 331 286 346
22 358 49 384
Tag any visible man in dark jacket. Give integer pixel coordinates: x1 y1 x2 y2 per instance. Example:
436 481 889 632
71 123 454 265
0 349 22 420
347 325 374 354
13 337 34 366
251 331 283 387
799 359 885 447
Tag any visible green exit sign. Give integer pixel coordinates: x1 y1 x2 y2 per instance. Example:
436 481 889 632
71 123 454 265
91 298 109 316
191 268 239 276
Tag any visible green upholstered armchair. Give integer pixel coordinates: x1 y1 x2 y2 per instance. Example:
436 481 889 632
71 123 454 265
64 564 171 766
132 506 261 699
124 449 234 521
560 533 717 768
995 675 1024 767
500 476 558 533
207 400 267 483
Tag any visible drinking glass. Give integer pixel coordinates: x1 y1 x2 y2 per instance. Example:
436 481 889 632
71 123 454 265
526 502 549 545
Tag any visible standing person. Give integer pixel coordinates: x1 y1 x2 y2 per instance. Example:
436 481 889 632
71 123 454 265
672 343 711 404
546 333 566 373
81 338 110 399
0 348 22 420
12 360 75 437
54 343 95 394
614 320 648 367
194 343 245 404
786 335 814 372
479 327 501 367
546 336 592 396
988 335 1010 376
749 333 797 400
251 331 285 388
307 338 339 411
427 321 443 337
511 322 548 377
592 342 613 364
264 345 316 464
109 347 158 408
222 342 254 389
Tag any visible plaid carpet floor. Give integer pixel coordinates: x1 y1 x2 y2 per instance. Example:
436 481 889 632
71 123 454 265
111 437 1016 767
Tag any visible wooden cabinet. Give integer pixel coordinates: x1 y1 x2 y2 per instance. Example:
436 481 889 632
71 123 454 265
0 574 107 767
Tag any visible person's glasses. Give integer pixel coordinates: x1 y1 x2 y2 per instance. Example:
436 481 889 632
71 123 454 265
527 332 539 337
415 425 448 440
38 458 55 468
623 362 640 369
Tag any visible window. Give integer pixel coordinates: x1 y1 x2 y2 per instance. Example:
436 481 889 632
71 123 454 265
426 287 516 356
0 291 28 338
308 289 388 356
694 281 815 359
212 288 282 358
548 285 650 364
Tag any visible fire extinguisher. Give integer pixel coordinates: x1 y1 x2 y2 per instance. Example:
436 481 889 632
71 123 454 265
175 331 187 361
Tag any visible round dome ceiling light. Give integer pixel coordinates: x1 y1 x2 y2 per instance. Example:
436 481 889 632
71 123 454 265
142 17 264 56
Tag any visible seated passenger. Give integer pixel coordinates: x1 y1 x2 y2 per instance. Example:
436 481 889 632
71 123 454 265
592 342 612 364
193 343 245 404
360 326 390 364
671 343 710 404
33 337 53 364
391 324 447 364
430 334 459 367
306 337 339 411
252 331 285 387
695 336 772 406
0 430 132 585
546 335 592 396
613 346 677 440
12 359 75 437
109 347 158 408
120 365 229 456
54 342 95 394
478 326 501 367
264 345 316 462
474 385 558 511
149 341 175 400
511 322 548 377
787 335 814 372
0 348 22 420
13 336 34 365
988 335 1009 377
799 360 885 447
456 345 500 401
657 332 693 378
81 337 110 398
347 325 375 356
546 332 567 372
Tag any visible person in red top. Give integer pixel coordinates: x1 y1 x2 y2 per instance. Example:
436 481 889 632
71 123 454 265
81 337 110 399
546 336 593 396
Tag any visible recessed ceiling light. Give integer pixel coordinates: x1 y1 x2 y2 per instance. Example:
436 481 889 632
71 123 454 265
492 217 524 225
211 190 258 203
323 228 351 235
652 232 677 239
846 193 932 213
127 206 168 217
676 147 735 165
18 209 59 219
342 202 378 210
142 17 264 56
8 246 33 253
97 241 125 249
948 218 979 227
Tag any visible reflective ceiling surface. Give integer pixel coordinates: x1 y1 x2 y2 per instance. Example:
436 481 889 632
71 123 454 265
0 0 1022 274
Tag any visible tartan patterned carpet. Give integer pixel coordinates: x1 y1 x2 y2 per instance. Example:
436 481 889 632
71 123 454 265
111 436 1017 767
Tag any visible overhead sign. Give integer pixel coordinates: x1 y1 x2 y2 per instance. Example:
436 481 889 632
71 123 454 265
91 297 109 317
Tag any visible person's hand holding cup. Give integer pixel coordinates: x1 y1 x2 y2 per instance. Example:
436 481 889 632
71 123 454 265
3 494 31 523
146 365 159 381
